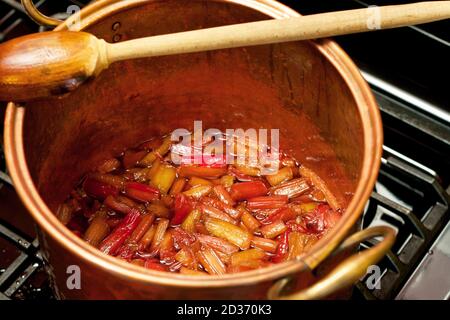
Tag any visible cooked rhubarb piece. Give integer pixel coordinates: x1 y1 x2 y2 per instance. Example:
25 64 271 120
270 178 310 199
175 247 197 269
230 248 266 267
140 136 172 166
201 205 236 224
149 218 170 254
83 212 110 247
169 177 187 195
56 203 73 225
181 209 202 233
234 164 261 177
104 195 135 214
204 218 251 250
183 185 212 199
287 232 318 260
239 207 261 232
116 242 139 260
265 167 294 186
189 176 214 187
97 158 121 174
171 194 194 225
251 236 278 253
296 203 340 235
195 222 209 235
146 200 170 218
196 233 239 255
159 230 176 264
213 185 235 207
260 220 287 239
90 173 125 189
196 245 226 275
151 163 176 194
297 202 319 213
228 166 260 182
214 175 235 188
147 160 162 180
99 209 142 255
246 195 288 210
171 227 197 248
138 224 156 251
201 197 241 219
229 181 268 201
178 165 227 178
299 166 341 211
261 206 296 224
128 213 155 243
144 258 168 271
272 230 290 263
125 182 160 202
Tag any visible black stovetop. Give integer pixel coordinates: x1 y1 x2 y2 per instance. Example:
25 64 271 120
0 0 449 300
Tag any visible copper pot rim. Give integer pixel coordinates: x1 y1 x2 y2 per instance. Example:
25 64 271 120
4 0 383 288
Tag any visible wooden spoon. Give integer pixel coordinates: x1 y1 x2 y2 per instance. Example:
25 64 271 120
1 1 449 102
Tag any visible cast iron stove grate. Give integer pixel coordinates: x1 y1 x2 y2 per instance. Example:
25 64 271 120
0 219 53 300
354 144 450 300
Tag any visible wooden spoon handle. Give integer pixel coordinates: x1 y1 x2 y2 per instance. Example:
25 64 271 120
106 1 450 63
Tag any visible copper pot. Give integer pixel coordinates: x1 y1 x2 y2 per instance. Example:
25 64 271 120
4 0 394 299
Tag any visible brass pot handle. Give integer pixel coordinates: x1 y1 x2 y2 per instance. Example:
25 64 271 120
268 225 396 300
21 0 63 27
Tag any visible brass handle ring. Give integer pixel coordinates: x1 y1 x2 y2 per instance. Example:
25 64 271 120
268 225 396 300
21 0 62 27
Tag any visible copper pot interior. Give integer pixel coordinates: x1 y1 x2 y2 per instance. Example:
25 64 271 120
22 1 362 227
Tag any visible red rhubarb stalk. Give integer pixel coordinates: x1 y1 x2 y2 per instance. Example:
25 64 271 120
261 206 296 224
125 182 160 202
104 195 133 214
229 181 268 201
99 209 141 255
272 230 290 263
247 195 288 210
171 194 194 225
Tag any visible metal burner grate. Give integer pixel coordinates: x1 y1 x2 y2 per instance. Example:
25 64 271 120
0 144 54 300
354 145 450 300
0 0 86 301
0 220 53 300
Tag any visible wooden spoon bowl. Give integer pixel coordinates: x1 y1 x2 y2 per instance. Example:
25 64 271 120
0 31 107 101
